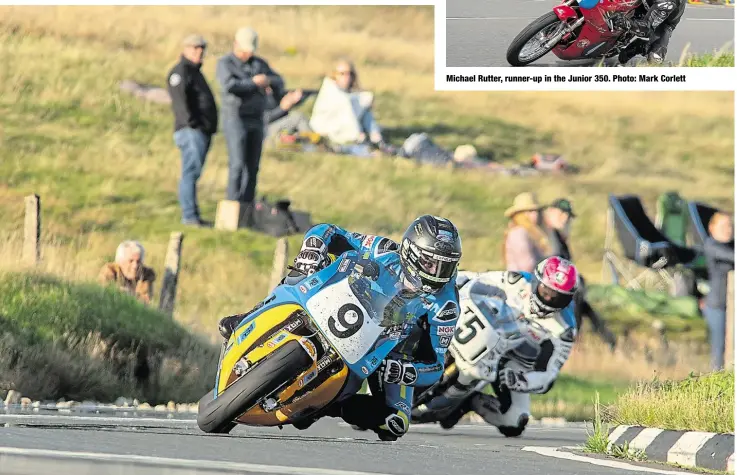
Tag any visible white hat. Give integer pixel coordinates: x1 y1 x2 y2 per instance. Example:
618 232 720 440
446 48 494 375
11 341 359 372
235 27 258 53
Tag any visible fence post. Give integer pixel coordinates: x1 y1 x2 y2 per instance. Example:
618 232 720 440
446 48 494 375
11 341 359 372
159 232 184 317
269 238 289 291
725 271 734 370
23 194 41 266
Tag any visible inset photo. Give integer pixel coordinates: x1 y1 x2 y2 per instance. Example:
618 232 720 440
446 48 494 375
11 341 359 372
446 0 735 67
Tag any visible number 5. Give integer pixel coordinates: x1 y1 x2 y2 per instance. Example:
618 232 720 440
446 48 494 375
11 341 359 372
454 315 486 344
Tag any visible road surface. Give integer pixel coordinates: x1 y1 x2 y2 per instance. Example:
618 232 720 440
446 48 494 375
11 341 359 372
446 0 735 67
0 410 702 475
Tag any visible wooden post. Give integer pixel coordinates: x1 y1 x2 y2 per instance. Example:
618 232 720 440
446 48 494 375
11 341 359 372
725 271 734 370
23 194 41 265
159 232 184 317
269 238 289 291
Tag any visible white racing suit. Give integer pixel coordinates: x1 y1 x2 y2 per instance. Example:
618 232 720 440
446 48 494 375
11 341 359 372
431 270 576 431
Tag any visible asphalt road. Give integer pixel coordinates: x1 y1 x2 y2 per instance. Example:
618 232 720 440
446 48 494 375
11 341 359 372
0 411 702 475
446 0 735 67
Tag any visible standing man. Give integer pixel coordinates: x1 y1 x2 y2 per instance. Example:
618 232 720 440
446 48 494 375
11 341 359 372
217 27 284 223
167 34 218 227
540 199 617 351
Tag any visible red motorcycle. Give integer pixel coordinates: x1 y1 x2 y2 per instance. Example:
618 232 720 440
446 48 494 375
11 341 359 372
507 0 649 66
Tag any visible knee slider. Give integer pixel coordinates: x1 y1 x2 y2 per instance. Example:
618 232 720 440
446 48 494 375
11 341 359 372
383 413 408 437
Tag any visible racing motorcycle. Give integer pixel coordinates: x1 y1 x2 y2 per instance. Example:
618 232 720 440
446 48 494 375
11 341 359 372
197 250 419 438
411 281 540 437
506 0 651 66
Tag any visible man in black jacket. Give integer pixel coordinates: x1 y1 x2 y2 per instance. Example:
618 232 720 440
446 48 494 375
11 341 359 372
216 27 284 221
540 199 617 351
167 34 218 227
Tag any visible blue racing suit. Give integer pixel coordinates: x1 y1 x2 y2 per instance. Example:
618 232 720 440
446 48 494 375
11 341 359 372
289 224 460 439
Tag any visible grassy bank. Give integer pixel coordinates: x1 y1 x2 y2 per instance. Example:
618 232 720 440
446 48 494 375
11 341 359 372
0 271 218 403
606 371 735 433
530 374 628 420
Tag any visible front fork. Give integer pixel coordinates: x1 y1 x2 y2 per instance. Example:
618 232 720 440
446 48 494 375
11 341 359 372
546 2 586 49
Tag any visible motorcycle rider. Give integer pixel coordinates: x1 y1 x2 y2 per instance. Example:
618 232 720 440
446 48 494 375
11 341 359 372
619 0 686 65
218 215 463 441
412 256 578 436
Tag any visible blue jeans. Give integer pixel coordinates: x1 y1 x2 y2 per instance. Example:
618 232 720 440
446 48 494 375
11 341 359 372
173 128 211 221
703 306 726 370
222 116 264 203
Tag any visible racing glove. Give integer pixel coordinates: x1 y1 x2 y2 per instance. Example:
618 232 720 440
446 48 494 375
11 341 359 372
382 359 418 386
293 236 329 276
498 368 530 393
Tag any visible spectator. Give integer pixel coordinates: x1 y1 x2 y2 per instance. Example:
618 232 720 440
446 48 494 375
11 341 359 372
502 192 551 273
540 199 617 351
703 211 735 370
264 87 312 142
98 241 156 305
309 58 387 150
217 27 284 219
167 34 218 227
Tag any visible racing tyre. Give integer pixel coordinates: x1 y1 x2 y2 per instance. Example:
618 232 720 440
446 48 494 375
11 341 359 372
197 340 313 434
506 12 562 66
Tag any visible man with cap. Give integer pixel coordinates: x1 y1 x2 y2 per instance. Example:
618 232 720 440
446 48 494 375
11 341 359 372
167 34 218 227
540 198 617 350
216 27 284 220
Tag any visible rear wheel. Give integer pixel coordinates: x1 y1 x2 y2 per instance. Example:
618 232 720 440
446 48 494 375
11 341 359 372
197 340 313 434
507 12 565 66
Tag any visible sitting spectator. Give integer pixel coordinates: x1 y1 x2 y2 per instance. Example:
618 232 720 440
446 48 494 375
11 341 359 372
703 211 735 370
264 85 312 143
308 59 387 150
502 192 551 273
98 241 156 305
540 198 617 350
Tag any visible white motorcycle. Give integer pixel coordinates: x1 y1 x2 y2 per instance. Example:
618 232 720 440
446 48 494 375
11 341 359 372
411 280 544 437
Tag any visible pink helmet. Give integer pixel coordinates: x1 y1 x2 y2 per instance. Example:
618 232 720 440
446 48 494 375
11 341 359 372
530 256 579 318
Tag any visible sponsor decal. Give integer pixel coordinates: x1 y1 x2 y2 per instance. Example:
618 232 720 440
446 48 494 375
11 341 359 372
362 251 370 260
437 325 455 336
283 318 303 333
417 362 443 374
304 275 323 290
299 285 308 294
351 232 365 240
394 401 411 413
322 227 335 239
437 347 448 354
506 271 523 285
305 236 325 250
402 365 418 385
317 355 333 372
266 331 288 348
554 271 567 285
374 238 398 257
433 254 456 262
299 338 318 360
298 369 318 388
338 258 351 273
369 356 379 367
439 335 452 348
414 223 423 235
434 241 452 252
361 366 369 375
236 322 256 345
576 39 590 48
386 414 406 435
362 235 376 248
432 301 459 323
436 233 453 243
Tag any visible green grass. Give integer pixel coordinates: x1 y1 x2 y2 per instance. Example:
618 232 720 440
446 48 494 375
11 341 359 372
679 51 735 67
530 374 629 420
607 371 735 433
0 270 218 403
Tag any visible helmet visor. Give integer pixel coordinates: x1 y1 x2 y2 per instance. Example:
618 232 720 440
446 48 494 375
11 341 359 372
416 250 458 282
535 281 573 310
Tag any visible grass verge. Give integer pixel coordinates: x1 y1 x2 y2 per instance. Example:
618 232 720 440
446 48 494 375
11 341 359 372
607 371 735 433
0 270 218 404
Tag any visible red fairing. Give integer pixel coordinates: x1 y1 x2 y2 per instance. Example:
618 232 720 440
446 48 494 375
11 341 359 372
551 0 641 60
552 4 578 21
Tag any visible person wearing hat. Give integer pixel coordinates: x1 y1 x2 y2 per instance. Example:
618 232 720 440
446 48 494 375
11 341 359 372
216 27 284 218
167 34 218 227
502 192 551 274
540 198 617 351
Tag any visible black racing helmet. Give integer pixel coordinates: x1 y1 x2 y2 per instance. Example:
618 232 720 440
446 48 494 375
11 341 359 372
399 215 462 293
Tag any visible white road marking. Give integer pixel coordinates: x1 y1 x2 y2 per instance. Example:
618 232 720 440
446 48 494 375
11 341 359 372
0 414 196 425
0 447 399 475
446 16 733 21
522 446 701 474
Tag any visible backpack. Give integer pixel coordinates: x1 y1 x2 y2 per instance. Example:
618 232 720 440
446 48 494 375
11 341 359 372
250 197 313 237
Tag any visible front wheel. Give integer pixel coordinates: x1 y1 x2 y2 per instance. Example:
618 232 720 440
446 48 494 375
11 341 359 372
507 12 566 66
197 340 313 434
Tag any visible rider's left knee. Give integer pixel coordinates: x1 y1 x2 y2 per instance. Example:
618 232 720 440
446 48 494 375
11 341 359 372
381 412 409 439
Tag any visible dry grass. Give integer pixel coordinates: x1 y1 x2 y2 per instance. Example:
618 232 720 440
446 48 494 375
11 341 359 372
0 6 732 362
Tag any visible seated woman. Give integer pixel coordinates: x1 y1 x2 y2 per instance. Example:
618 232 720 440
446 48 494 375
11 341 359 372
309 59 387 152
98 240 156 305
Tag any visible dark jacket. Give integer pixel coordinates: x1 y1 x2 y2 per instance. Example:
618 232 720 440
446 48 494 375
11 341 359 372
704 237 735 310
216 53 284 126
167 56 218 135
